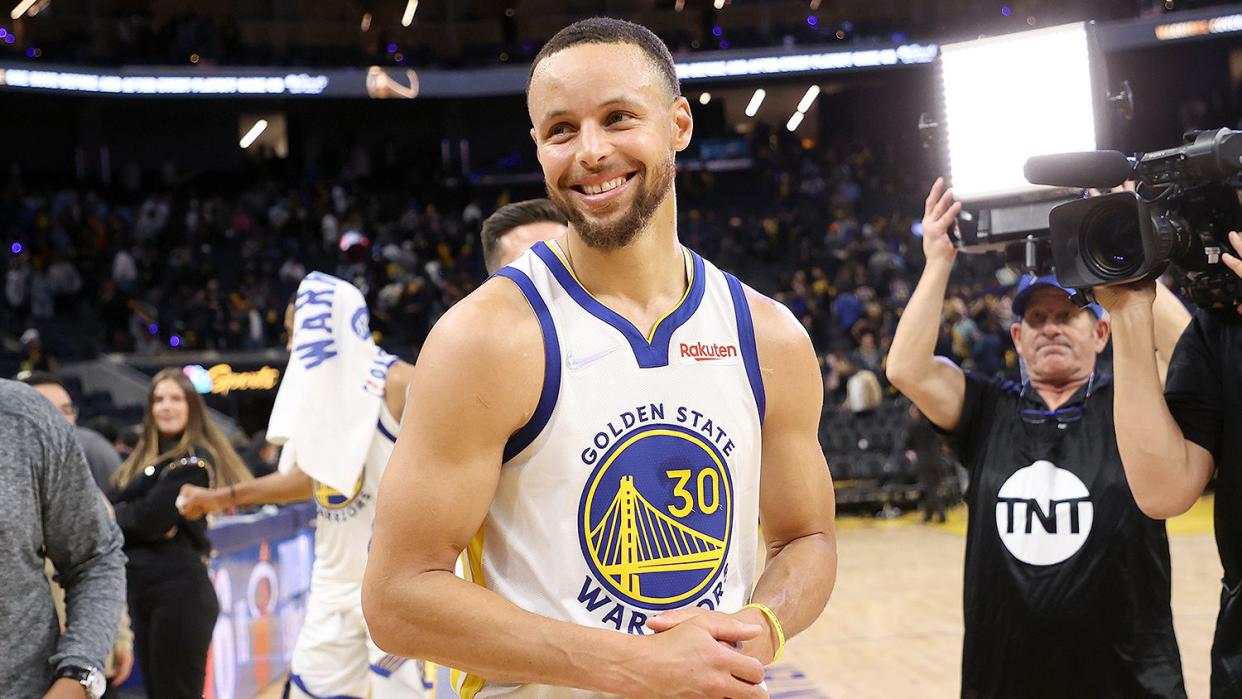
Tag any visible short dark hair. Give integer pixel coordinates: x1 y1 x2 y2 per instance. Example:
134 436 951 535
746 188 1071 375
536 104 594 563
528 17 680 98
480 198 567 273
18 371 66 392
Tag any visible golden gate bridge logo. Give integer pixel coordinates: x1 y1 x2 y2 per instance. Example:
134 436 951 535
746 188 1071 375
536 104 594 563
579 426 733 609
314 472 363 509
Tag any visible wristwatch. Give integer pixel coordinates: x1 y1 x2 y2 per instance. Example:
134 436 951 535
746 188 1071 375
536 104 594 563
53 665 105 699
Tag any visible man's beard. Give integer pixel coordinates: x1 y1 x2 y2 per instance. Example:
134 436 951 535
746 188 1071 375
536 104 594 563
548 154 675 251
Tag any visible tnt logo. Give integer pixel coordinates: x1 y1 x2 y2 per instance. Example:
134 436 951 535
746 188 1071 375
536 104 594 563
994 460 1093 566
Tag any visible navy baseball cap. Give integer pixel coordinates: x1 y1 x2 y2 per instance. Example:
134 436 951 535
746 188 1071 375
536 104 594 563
1011 274 1103 319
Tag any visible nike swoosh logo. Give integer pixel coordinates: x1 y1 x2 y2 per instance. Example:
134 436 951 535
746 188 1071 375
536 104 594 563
565 345 619 370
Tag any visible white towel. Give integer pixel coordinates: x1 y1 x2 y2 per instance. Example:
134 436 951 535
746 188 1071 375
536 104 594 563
268 272 396 495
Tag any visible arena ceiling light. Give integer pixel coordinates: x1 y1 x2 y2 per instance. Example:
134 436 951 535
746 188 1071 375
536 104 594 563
796 85 820 113
698 92 711 105
938 22 1100 203
401 0 418 27
10 0 36 19
786 84 820 132
676 44 938 81
745 88 765 117
239 119 268 149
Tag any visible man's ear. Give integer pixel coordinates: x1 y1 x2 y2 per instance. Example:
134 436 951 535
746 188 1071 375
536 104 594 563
671 96 693 153
1095 315 1111 354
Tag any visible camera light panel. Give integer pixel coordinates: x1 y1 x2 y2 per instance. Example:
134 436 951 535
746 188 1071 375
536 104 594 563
940 22 1098 203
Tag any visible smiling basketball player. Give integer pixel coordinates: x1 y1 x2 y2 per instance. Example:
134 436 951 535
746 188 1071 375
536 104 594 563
363 18 837 698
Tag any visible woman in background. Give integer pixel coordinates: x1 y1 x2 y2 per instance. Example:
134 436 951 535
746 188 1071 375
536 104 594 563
109 367 251 698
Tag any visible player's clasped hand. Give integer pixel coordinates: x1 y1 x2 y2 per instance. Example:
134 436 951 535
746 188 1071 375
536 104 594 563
647 607 777 665
620 611 768 698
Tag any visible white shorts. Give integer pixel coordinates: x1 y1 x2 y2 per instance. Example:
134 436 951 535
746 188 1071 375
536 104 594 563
287 592 433 698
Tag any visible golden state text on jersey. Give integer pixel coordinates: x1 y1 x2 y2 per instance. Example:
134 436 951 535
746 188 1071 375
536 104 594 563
578 415 735 613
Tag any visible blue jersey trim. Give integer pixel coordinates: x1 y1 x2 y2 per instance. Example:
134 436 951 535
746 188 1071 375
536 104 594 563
288 673 365 699
495 266 562 463
369 663 393 678
531 241 706 369
724 272 766 425
376 417 398 444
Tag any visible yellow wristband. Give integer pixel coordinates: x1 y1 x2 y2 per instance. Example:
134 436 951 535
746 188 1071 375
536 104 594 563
742 602 785 662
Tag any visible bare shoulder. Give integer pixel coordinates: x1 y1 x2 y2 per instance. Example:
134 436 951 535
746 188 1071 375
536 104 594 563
741 285 816 368
425 275 543 363
409 275 546 428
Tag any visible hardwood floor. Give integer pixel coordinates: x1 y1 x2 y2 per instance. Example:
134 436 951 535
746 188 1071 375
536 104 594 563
257 498 1223 698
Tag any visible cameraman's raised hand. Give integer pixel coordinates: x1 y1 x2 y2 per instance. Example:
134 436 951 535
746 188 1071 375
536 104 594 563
1094 282 1156 318
886 178 969 433
1224 231 1242 315
922 177 962 266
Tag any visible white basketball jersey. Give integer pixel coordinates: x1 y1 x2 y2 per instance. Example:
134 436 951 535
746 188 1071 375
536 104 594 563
283 407 399 610
457 240 765 699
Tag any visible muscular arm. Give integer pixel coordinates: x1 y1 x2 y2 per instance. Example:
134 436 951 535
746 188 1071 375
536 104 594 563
1099 287 1215 519
228 466 314 506
739 291 837 663
885 179 966 430
363 279 763 696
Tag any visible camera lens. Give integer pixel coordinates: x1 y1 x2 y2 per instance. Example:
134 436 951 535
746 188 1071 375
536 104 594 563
1080 198 1144 279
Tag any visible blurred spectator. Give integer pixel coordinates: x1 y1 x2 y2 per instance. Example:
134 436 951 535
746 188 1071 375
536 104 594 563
844 369 883 416
109 368 252 697
20 372 123 491
115 424 142 460
852 331 883 375
904 404 946 524
20 328 59 374
241 429 281 479
1 135 1026 456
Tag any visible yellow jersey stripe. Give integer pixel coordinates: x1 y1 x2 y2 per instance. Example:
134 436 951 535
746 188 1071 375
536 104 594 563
460 525 488 698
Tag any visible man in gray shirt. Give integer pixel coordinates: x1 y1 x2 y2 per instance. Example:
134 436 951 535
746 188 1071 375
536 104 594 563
0 379 126 698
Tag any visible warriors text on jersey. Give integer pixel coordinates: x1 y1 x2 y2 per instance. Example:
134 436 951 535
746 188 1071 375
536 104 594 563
456 241 766 699
292 406 399 610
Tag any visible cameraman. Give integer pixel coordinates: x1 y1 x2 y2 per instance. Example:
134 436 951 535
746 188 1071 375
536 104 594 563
887 178 1193 698
1098 230 1242 695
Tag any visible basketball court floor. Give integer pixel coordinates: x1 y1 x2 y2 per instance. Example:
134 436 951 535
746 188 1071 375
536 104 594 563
259 497 1221 698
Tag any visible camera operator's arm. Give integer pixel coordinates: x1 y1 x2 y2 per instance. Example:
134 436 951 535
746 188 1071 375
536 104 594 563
1152 280 1193 385
886 178 966 430
1098 284 1215 519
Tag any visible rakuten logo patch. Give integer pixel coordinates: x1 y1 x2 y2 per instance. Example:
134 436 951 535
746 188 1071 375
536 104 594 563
679 341 739 362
